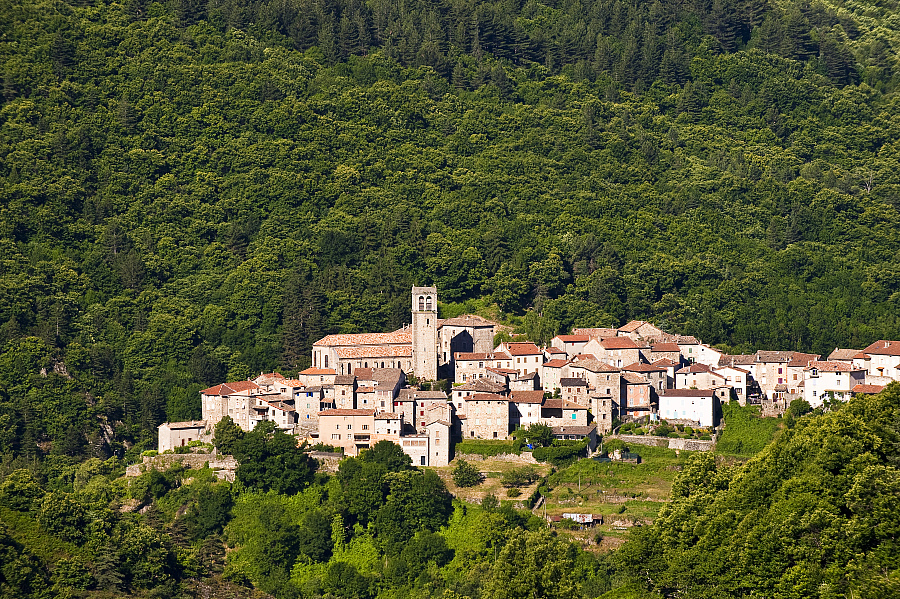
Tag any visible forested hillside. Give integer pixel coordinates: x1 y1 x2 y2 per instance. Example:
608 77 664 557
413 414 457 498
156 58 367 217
1 0 900 562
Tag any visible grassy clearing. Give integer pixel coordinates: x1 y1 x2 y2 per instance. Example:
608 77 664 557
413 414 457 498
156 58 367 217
454 439 522 457
716 402 783 457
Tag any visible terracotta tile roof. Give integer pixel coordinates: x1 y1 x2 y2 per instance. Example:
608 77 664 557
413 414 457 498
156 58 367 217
828 348 860 361
254 372 286 385
854 352 870 360
334 375 355 385
314 329 411 347
787 353 821 367
652 358 677 367
493 352 512 361
510 390 545 404
560 377 588 386
755 351 796 363
318 409 377 416
517 371 538 381
438 314 498 328
601 337 641 350
573 353 598 361
660 388 715 397
543 398 586 410
506 342 542 355
543 359 570 368
676 363 714 374
676 336 701 345
718 354 756 366
354 368 374 380
852 384 885 394
265 401 295 412
280 379 305 387
201 381 260 395
486 366 517 375
651 343 681 352
372 368 405 384
426 418 452 427
357 386 375 393
453 379 507 393
806 360 860 372
455 353 490 361
716 365 750 374
861 340 900 356
469 393 509 401
555 335 589 343
375 412 400 420
335 345 412 359
621 372 650 384
299 368 336 375
618 320 649 333
573 327 619 339
623 362 666 372
546 347 567 354
569 359 619 373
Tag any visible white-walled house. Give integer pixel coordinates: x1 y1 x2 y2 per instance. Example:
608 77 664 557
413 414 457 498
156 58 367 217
803 361 867 408
713 366 751 405
658 389 716 427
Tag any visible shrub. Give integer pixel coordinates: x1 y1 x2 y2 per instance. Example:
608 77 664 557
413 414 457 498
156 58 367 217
683 427 694 436
604 439 628 453
451 459 482 487
501 466 539 487
533 442 587 467
667 432 681 438
142 450 158 457
506 488 522 497
455 440 521 457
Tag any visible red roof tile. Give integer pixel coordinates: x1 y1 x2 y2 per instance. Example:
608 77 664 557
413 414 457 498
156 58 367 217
314 330 411 347
543 359 570 368
554 335 589 343
318 409 377 416
861 340 900 356
601 337 641 350
335 345 412 359
506 342 542 355
651 343 681 352
200 381 260 395
510 391 545 404
852 384 885 394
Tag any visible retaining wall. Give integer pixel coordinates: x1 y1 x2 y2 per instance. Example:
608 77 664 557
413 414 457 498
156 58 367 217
608 434 715 452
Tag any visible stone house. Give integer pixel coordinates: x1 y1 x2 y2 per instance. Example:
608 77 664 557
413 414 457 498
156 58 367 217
462 393 510 439
617 320 667 341
541 359 570 393
585 337 646 368
509 390 546 429
591 394 618 433
158 420 210 452
451 379 507 413
713 365 751 405
827 348 860 364
374 412 403 436
425 418 451 466
394 389 448 429
755 351 820 399
297 368 337 387
648 343 683 364
496 342 545 378
333 375 357 409
539 399 589 427
544 346 568 362
559 377 590 407
622 362 668 392
572 327 618 340
510 371 540 391
317 409 378 456
566 359 622 409
200 380 262 432
676 363 727 390
438 314 498 369
620 372 654 420
550 334 590 359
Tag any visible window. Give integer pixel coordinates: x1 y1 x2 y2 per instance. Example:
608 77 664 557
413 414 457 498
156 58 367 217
572 413 577 420
324 355 328 368
362 424 369 430
347 424 352 430
332 434 340 440
418 296 424 310
426 296 432 311
493 431 498 438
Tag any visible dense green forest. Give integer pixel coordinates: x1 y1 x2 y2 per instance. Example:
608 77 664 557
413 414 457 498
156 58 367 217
1 0 900 595
2 0 900 458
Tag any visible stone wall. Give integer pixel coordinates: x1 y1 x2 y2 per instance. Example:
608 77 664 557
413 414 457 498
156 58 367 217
125 451 238 481
608 434 715 452
454 452 539 464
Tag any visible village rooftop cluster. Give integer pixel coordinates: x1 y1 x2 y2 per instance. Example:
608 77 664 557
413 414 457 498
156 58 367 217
159 287 899 466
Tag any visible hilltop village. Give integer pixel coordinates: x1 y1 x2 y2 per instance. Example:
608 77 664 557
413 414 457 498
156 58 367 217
159 286 900 466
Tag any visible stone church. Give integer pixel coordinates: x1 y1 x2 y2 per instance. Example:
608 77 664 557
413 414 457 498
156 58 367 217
311 286 497 381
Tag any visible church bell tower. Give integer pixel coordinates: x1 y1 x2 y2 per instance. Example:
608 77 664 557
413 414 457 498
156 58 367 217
411 287 438 381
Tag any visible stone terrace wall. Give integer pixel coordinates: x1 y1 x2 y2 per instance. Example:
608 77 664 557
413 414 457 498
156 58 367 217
126 451 238 481
608 434 715 452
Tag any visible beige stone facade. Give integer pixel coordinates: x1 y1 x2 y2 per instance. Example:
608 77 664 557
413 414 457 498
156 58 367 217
158 421 210 452
462 393 510 439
